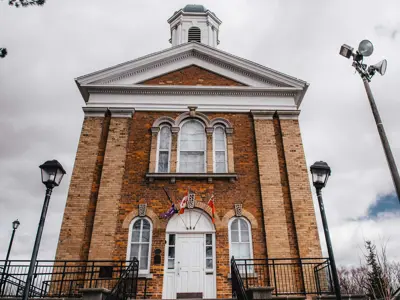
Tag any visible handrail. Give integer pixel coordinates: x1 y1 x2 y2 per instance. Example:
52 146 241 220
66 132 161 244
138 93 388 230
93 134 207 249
0 259 139 298
232 257 333 296
106 258 139 300
231 256 249 300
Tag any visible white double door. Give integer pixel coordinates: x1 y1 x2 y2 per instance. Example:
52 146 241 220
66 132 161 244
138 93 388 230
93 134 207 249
163 233 216 299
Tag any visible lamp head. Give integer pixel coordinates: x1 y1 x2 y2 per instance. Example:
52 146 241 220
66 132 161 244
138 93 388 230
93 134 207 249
339 44 354 59
39 160 66 188
310 161 331 190
12 219 20 230
358 40 374 57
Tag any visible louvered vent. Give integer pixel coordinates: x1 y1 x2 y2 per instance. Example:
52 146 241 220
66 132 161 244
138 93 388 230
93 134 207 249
188 27 201 43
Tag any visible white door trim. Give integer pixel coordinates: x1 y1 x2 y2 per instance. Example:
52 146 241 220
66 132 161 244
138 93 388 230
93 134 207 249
162 209 216 299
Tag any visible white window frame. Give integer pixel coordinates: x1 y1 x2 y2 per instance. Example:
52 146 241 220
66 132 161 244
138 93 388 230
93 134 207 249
177 119 207 173
228 217 254 261
156 125 172 173
213 125 228 173
126 217 153 274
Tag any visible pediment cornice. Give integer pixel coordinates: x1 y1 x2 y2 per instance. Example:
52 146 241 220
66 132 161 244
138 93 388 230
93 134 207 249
76 42 309 107
86 84 300 98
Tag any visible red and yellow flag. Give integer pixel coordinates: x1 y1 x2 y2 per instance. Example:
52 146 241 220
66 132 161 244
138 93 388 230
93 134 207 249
207 194 215 223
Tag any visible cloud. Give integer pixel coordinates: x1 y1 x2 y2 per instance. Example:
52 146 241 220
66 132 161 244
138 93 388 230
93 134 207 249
1 0 400 267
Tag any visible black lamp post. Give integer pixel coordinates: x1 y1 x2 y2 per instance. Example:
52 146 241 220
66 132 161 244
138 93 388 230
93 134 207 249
310 161 341 300
22 160 65 300
0 220 20 295
340 40 400 203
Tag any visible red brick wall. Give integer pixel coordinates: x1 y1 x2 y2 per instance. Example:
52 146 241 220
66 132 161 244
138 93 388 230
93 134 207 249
111 111 266 299
140 65 246 86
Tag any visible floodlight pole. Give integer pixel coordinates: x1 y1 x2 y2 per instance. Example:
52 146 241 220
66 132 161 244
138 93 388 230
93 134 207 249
357 69 400 203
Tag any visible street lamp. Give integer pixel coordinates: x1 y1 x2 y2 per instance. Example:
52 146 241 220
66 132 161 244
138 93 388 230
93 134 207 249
310 161 341 300
340 40 400 203
0 220 20 295
22 160 65 300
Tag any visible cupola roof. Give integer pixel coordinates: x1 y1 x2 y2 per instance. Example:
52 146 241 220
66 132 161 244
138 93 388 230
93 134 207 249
182 4 207 12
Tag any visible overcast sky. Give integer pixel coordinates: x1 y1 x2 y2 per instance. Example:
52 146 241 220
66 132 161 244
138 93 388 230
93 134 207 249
1 0 400 266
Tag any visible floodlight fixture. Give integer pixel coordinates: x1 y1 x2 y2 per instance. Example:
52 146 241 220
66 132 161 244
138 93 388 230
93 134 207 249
339 44 354 59
358 40 374 57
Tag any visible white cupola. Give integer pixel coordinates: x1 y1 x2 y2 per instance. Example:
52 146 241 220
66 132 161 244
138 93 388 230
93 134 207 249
168 4 222 47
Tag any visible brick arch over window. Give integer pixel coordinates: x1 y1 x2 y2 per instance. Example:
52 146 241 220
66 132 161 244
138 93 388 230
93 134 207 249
221 209 258 229
210 117 233 129
174 111 211 127
152 116 175 128
122 207 162 229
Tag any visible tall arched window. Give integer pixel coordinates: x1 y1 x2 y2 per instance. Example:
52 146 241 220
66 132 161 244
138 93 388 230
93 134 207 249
213 126 227 173
188 26 201 43
127 218 152 273
229 218 253 260
157 125 171 172
179 120 206 173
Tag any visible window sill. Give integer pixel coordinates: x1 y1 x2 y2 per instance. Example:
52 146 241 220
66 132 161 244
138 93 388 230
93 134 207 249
146 172 238 183
138 273 153 279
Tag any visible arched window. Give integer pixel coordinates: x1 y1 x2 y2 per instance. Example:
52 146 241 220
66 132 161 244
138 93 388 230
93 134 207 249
178 120 206 173
127 218 152 273
229 218 253 260
213 126 227 173
188 26 201 43
157 125 171 172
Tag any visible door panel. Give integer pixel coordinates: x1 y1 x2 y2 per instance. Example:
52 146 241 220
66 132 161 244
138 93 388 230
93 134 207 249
176 235 204 294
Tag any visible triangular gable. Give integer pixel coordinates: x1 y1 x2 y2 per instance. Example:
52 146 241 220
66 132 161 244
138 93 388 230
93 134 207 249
76 42 309 107
140 65 246 86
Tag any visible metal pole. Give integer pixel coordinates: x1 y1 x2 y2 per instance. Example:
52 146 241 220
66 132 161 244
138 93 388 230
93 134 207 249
22 187 53 300
316 188 341 300
362 78 400 203
0 227 17 294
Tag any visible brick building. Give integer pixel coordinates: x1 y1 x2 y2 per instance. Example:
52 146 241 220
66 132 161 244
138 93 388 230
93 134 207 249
55 4 323 299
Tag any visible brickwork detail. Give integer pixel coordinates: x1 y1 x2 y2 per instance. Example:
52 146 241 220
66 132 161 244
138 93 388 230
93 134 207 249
279 118 322 258
55 117 107 261
88 117 131 261
140 65 245 86
122 207 162 230
221 208 258 228
273 116 300 259
253 118 292 258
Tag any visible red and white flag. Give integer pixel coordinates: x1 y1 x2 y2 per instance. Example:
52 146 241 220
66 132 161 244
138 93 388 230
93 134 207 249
207 194 215 224
179 191 188 214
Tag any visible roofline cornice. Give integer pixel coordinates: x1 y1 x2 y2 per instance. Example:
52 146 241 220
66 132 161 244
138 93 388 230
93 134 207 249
84 84 302 101
167 10 222 24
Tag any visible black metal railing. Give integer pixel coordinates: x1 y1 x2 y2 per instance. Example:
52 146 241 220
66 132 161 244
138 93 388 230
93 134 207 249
314 259 334 295
105 258 139 300
231 257 249 300
232 257 334 296
0 259 142 298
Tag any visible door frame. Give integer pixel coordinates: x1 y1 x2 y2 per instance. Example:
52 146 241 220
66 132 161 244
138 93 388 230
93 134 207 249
162 231 216 299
